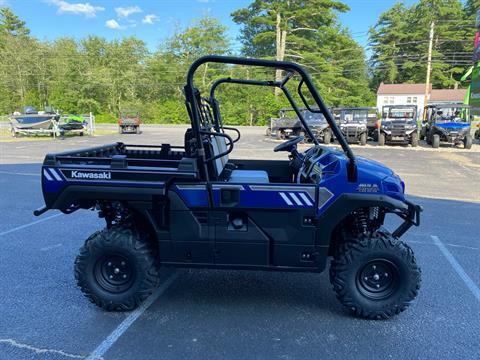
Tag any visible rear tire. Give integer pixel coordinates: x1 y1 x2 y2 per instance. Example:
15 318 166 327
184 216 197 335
463 135 472 149
378 132 385 146
74 225 160 311
323 129 332 144
432 134 440 148
266 128 271 137
410 131 418 147
330 230 421 319
118 126 123 134
360 132 367 146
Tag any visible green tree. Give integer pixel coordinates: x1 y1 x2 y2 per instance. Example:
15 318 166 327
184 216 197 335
369 0 473 89
232 0 373 106
0 7 29 36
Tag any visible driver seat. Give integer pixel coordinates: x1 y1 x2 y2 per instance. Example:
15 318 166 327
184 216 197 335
210 135 269 184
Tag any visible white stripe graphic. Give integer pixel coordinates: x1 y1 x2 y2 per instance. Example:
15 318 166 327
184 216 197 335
279 192 293 206
299 193 313 206
48 168 62 181
289 192 303 206
43 169 53 181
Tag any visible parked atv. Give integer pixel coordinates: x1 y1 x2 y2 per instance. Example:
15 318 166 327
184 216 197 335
379 105 418 147
118 110 141 134
422 104 472 149
337 107 370 145
266 108 300 140
34 56 422 319
366 108 380 140
302 109 332 144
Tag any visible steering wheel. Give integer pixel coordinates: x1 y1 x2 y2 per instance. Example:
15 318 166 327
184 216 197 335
274 135 304 152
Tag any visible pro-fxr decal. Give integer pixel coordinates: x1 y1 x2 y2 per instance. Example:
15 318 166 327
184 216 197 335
356 183 379 193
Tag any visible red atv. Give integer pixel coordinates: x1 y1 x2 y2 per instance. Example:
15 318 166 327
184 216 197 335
118 110 141 134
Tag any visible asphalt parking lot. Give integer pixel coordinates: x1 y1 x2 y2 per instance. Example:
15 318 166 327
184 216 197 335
0 125 479 360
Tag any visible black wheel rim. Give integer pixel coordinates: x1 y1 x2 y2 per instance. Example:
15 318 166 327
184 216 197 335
356 259 399 300
94 254 134 293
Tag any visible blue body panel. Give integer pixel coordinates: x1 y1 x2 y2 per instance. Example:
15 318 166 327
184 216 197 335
436 122 470 130
170 148 406 215
42 146 406 215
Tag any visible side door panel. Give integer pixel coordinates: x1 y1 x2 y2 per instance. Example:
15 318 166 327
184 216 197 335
211 184 319 268
167 185 214 265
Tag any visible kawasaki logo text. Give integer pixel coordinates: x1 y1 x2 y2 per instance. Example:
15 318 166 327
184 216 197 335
71 171 112 180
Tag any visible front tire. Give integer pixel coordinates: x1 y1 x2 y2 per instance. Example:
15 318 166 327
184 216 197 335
378 132 385 146
359 132 367 146
323 129 332 144
410 131 418 147
74 226 160 311
330 231 421 319
464 135 472 149
432 134 440 148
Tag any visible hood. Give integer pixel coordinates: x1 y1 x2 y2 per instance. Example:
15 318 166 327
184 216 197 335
436 122 470 130
384 119 415 124
356 156 394 179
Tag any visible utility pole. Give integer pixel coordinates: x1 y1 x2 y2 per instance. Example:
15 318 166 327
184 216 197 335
424 20 435 117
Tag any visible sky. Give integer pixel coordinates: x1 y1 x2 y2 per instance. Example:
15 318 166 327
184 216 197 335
3 0 419 53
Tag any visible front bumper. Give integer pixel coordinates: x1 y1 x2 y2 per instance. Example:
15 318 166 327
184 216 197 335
392 200 422 238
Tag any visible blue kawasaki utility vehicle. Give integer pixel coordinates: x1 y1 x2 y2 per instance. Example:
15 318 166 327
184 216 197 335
421 104 473 149
34 56 421 319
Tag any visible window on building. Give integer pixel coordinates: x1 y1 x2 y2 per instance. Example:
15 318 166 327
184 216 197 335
383 96 388 104
412 97 417 103
407 97 412 103
389 96 395 104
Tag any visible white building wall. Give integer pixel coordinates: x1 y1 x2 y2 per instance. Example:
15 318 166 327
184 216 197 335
376 93 425 120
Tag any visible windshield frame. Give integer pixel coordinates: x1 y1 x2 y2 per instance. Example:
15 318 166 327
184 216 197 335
432 106 470 123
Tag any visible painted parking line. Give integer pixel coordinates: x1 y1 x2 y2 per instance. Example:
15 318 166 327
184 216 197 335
432 235 480 302
86 271 179 360
0 213 62 237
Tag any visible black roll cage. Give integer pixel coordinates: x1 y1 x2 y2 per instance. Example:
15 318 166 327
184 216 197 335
184 55 357 182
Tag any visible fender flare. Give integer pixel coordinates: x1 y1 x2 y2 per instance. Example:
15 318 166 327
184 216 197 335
314 193 411 267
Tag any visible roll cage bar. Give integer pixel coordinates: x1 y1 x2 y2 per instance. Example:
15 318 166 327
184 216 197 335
184 55 357 182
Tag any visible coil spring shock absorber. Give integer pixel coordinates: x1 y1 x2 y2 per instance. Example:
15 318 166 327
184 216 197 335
353 208 369 235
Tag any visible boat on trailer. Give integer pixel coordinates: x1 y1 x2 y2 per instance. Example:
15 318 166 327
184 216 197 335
10 106 60 137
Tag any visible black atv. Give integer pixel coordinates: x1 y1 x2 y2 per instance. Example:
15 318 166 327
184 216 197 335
34 56 422 319
266 108 301 140
337 107 370 145
379 105 419 147
421 104 473 149
301 109 332 144
267 108 332 144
